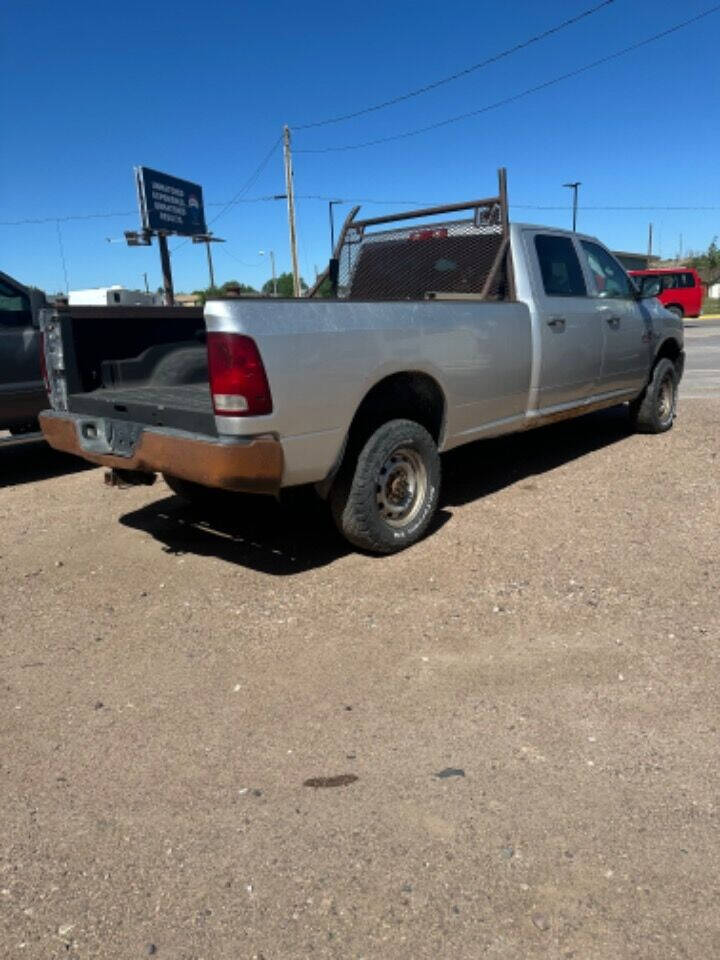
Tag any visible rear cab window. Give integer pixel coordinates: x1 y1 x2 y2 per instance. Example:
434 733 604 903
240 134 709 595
534 235 586 297
0 278 31 326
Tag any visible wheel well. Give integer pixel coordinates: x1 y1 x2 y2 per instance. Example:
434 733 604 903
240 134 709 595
665 302 684 316
348 372 445 448
655 337 681 366
653 337 682 376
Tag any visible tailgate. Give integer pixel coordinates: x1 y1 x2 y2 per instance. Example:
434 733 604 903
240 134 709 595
43 305 215 434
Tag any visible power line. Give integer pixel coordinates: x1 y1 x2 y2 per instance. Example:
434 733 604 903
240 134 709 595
296 4 720 153
0 194 292 228
218 246 263 268
0 210 138 226
172 137 282 253
55 221 69 293
293 0 615 130
2 195 718 230
206 138 282 227
298 195 720 211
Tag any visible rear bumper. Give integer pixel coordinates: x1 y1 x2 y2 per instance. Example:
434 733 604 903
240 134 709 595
39 411 283 495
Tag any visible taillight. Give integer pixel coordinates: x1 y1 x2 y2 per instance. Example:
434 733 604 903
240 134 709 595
39 331 50 395
206 332 273 417
409 228 448 241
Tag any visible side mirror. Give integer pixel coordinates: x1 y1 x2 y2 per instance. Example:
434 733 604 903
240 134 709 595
639 277 662 299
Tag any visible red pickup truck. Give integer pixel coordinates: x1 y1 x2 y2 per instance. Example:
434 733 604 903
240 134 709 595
629 267 703 320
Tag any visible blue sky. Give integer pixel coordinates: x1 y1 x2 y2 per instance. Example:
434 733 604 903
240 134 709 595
1 0 718 294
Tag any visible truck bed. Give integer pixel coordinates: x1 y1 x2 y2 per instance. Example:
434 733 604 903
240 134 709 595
69 382 215 434
45 305 217 434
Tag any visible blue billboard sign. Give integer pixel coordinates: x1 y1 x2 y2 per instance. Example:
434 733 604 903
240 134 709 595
135 166 207 236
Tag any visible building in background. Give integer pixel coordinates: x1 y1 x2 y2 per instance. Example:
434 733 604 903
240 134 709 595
68 286 162 307
613 251 658 272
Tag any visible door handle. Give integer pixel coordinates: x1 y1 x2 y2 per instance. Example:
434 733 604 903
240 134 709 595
606 316 621 328
547 316 566 329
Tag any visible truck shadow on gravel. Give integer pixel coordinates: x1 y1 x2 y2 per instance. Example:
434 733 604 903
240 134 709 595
440 404 634 507
119 406 632 575
0 435 95 489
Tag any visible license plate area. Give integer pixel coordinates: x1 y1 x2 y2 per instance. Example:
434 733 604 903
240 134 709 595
78 417 144 458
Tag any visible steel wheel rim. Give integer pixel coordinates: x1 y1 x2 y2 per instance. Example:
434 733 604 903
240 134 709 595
376 447 428 528
657 372 675 423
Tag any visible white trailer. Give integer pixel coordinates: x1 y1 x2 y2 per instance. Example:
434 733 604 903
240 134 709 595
68 286 162 307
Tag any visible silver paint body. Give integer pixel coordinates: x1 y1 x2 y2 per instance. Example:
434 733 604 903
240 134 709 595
205 224 682 487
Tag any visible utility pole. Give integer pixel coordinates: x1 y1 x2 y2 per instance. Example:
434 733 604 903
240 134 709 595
157 233 174 306
647 223 653 258
143 272 149 294
283 125 301 297
563 181 581 232
192 233 225 290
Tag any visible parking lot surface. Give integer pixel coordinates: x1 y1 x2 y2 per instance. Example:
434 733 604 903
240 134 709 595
1 338 718 958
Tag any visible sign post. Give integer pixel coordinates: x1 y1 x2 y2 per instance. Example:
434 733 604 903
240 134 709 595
157 233 174 306
127 167 213 306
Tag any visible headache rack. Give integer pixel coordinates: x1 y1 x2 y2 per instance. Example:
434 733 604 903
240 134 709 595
309 167 513 302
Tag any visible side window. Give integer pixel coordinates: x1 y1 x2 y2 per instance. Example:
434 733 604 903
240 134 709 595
680 272 695 288
0 279 31 325
662 274 680 290
579 241 633 299
534 235 586 297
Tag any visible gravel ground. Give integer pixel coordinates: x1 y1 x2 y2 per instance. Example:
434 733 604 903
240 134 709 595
1 389 718 958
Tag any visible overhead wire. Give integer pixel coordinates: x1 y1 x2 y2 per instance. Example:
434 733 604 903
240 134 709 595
293 0 616 129
3 195 719 230
172 136 282 252
295 4 720 152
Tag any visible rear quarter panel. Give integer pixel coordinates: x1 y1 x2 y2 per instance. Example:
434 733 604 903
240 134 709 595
205 299 532 485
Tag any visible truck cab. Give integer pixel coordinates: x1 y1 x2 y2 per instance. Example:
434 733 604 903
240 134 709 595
0 271 48 433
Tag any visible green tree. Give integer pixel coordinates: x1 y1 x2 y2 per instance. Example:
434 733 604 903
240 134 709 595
220 280 257 295
262 272 308 297
689 238 720 286
191 280 257 304
313 275 334 298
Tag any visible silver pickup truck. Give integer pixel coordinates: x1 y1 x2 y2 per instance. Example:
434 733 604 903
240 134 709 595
40 174 683 553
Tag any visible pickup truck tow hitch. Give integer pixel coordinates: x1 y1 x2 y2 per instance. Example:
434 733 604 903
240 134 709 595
104 468 157 489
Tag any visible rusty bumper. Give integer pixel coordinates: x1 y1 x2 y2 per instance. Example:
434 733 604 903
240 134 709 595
39 412 283 495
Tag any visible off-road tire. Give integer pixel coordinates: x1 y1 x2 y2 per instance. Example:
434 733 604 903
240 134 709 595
330 419 441 554
629 357 678 434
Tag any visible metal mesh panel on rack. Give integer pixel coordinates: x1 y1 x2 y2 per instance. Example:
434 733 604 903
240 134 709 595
309 171 512 302
340 213 504 301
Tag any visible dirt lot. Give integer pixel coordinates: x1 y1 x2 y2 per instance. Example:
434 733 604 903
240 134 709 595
1 387 719 956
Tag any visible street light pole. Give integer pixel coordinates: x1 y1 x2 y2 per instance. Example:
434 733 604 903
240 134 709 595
259 250 277 296
563 181 581 232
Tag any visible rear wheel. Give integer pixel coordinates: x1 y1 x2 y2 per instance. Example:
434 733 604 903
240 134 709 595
330 419 440 554
629 358 678 434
